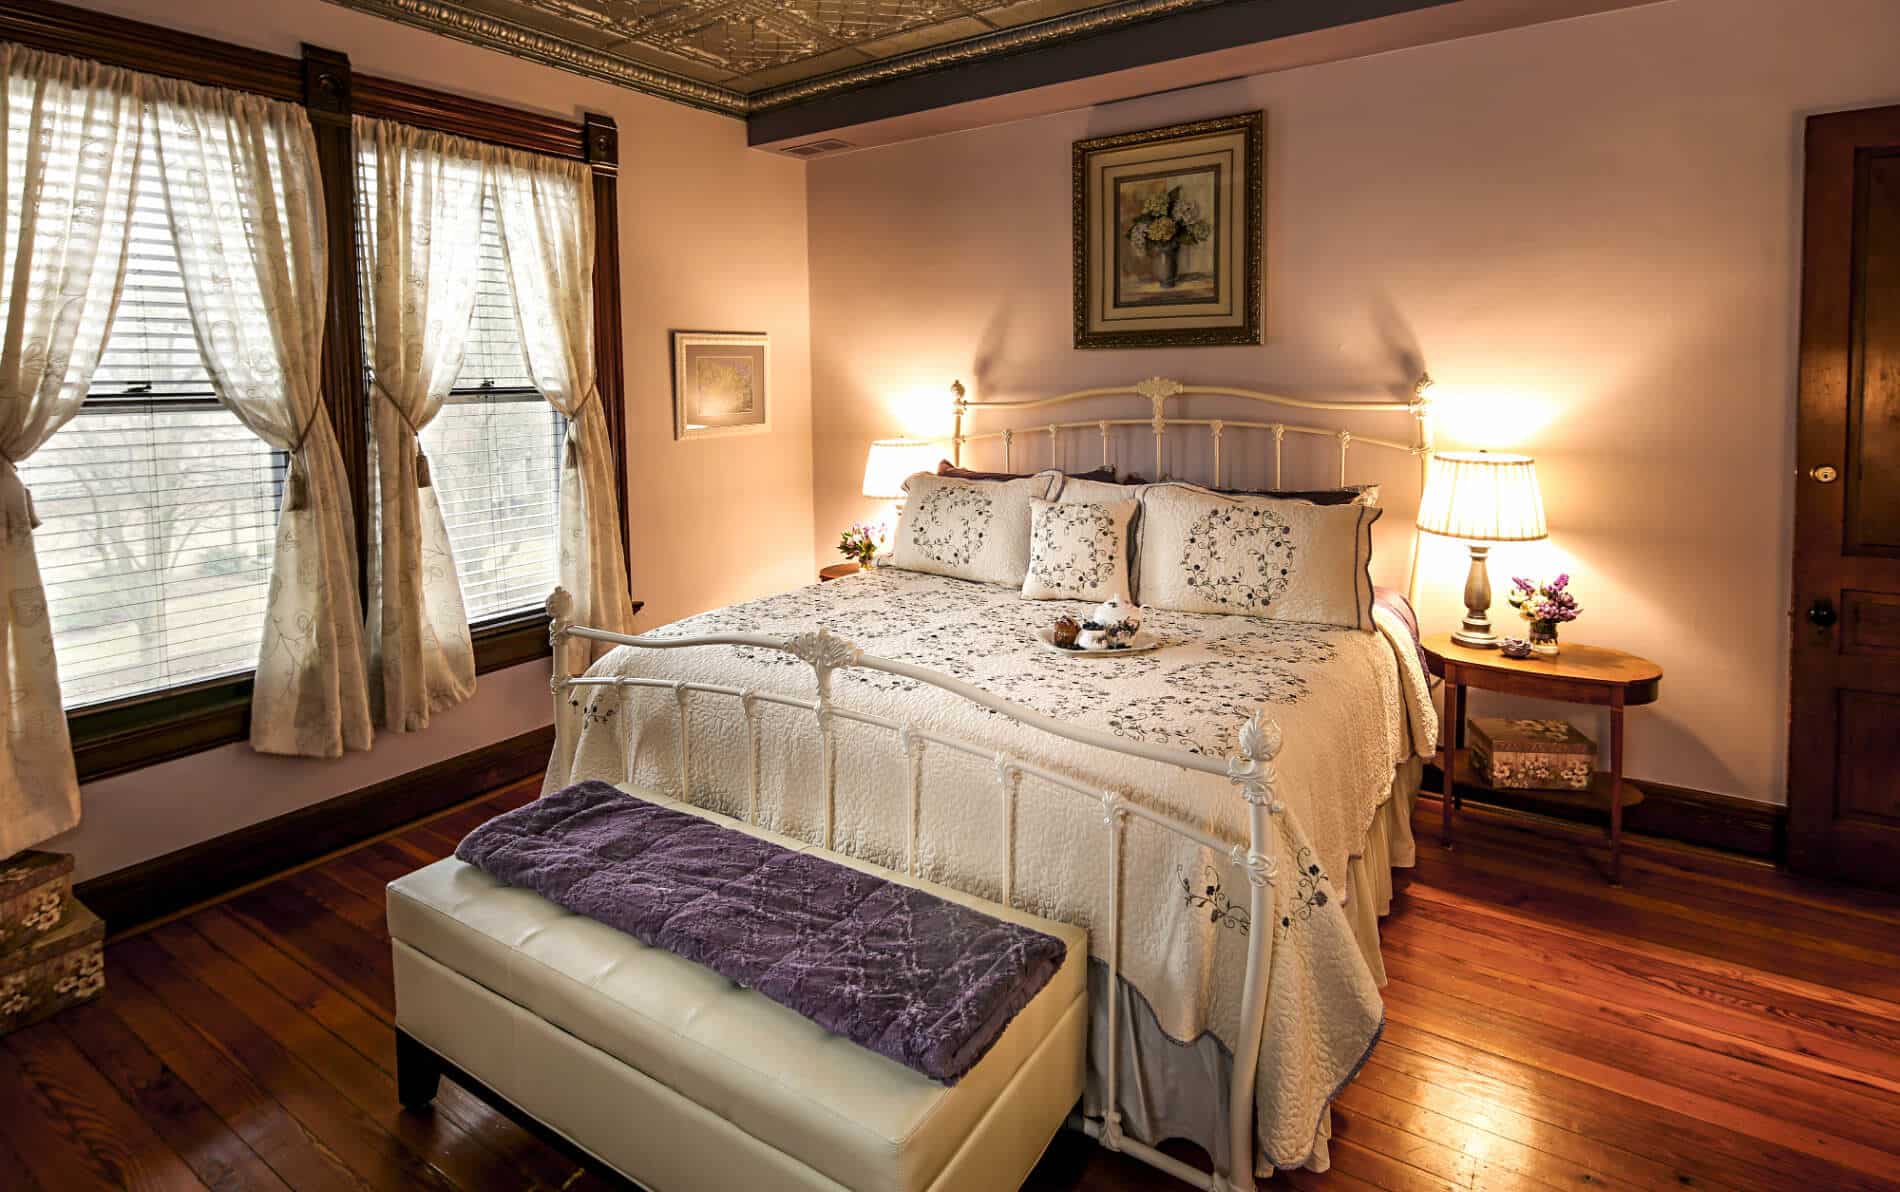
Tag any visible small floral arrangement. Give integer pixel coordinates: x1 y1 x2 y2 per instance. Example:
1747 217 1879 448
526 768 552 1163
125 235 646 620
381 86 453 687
1509 574 1580 654
1126 186 1213 256
1508 573 1582 627
838 521 885 567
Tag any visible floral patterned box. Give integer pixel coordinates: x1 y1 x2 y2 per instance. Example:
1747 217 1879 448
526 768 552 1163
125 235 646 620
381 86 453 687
0 899 104 1037
1469 717 1597 792
0 850 73 957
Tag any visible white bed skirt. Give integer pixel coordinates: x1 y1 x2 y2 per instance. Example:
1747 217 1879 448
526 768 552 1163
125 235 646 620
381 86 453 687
1085 757 1420 1178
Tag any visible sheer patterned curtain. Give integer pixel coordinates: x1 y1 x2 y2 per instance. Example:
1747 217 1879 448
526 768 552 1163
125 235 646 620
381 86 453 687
355 116 487 732
147 77 372 757
488 145 633 673
0 46 144 854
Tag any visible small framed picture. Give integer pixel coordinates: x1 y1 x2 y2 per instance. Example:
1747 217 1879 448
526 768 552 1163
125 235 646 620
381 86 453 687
671 331 770 439
1072 112 1264 349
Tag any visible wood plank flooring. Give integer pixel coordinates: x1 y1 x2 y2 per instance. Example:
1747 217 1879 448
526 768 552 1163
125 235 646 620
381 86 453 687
5 782 1898 1190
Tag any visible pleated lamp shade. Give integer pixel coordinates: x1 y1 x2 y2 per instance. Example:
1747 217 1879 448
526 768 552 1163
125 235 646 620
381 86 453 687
1416 451 1548 542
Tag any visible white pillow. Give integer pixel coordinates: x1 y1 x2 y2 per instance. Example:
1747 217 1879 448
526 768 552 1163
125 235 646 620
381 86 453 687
1055 476 1136 504
1136 482 1381 629
889 472 1055 587
1022 498 1137 602
1054 478 1144 598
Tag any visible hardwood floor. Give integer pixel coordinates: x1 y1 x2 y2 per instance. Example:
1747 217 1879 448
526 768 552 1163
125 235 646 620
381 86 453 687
6 782 1899 1191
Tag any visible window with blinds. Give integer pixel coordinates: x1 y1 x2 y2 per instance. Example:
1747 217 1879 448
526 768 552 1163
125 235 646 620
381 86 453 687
15 139 280 710
357 160 566 625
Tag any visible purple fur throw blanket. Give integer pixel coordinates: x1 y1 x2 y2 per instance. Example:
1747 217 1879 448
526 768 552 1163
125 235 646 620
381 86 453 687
456 781 1068 1083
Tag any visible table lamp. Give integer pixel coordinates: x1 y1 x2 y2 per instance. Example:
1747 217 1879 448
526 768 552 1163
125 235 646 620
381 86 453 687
861 438 938 518
1416 451 1547 648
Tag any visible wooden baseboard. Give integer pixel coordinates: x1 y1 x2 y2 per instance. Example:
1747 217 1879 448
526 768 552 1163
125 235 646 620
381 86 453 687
77 725 555 936
1424 765 1785 860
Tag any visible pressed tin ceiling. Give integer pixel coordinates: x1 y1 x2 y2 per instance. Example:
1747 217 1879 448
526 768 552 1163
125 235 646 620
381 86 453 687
323 0 1230 116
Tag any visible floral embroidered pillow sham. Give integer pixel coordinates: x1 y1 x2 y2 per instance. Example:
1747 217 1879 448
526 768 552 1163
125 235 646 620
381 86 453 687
889 472 1056 587
1021 498 1137 602
1135 482 1381 630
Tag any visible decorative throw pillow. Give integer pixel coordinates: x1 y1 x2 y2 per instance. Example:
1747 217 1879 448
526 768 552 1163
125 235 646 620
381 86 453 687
1056 477 1146 598
1021 498 1137 603
889 472 1055 587
1136 482 1382 630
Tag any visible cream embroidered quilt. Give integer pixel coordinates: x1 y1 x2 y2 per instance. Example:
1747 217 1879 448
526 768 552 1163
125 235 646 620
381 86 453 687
547 567 1436 1170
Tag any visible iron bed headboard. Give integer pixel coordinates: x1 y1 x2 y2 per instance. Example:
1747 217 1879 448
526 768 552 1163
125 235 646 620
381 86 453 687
949 372 1438 598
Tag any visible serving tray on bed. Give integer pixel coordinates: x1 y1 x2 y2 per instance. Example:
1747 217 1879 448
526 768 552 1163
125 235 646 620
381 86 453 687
1034 627 1164 656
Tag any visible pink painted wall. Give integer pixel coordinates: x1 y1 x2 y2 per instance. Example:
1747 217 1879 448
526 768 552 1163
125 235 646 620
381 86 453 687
807 0 1900 806
49 0 814 880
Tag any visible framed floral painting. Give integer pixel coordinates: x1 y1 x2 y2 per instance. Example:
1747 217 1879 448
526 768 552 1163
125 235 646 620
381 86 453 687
1072 112 1263 349
671 330 770 440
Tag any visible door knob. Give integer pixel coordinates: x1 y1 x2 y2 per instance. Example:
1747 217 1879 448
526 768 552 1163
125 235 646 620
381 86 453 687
1807 598 1837 628
1810 465 1838 483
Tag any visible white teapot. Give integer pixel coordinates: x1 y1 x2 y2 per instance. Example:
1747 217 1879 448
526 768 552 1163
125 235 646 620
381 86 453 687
1076 598 1144 650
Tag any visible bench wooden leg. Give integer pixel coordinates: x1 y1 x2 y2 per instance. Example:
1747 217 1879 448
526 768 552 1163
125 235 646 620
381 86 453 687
396 1029 443 1110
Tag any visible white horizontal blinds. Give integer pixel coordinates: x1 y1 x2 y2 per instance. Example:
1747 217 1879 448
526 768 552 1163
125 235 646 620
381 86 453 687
355 139 564 627
88 155 216 398
23 405 280 706
457 201 536 390
422 395 565 619
420 191 564 622
12 94 277 709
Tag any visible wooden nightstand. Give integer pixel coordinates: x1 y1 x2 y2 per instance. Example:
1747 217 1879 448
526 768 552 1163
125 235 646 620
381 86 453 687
1423 634 1662 884
819 563 862 582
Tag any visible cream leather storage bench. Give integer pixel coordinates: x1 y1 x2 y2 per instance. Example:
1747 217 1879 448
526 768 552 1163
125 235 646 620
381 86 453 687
386 790 1088 1192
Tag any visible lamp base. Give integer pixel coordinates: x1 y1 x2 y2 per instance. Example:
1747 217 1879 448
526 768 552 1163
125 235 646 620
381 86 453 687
1453 544 1500 649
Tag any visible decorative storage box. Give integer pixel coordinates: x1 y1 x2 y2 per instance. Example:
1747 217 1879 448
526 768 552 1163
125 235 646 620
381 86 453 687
0 900 104 1037
1469 718 1597 791
0 850 73 957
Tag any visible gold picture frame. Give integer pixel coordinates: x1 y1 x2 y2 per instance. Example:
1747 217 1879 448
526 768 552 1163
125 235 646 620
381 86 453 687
671 330 770 440
1072 112 1264 349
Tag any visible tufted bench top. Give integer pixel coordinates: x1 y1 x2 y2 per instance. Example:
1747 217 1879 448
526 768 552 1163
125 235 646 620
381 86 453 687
388 784 1088 1192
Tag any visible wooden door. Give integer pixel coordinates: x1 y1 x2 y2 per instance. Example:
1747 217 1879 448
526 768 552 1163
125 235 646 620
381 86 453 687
1789 104 1900 886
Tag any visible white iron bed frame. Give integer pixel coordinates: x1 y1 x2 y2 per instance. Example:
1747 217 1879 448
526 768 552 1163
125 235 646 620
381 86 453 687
540 373 1436 1191
551 602 1278 1192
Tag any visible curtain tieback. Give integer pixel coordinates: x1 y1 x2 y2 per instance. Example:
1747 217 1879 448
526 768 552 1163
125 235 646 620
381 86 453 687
569 380 601 419
372 379 434 489
283 402 327 512
0 456 42 543
563 381 602 467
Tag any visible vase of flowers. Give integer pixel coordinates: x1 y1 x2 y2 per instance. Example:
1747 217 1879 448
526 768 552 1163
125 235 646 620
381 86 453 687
1127 187 1212 290
838 522 884 570
1155 242 1179 287
1507 573 1581 657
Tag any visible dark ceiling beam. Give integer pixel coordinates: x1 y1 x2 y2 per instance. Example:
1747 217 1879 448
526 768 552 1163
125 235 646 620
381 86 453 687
746 0 1457 147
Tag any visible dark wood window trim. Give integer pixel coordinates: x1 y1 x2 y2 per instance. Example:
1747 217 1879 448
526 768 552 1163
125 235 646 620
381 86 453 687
0 1 302 99
5 1 636 783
